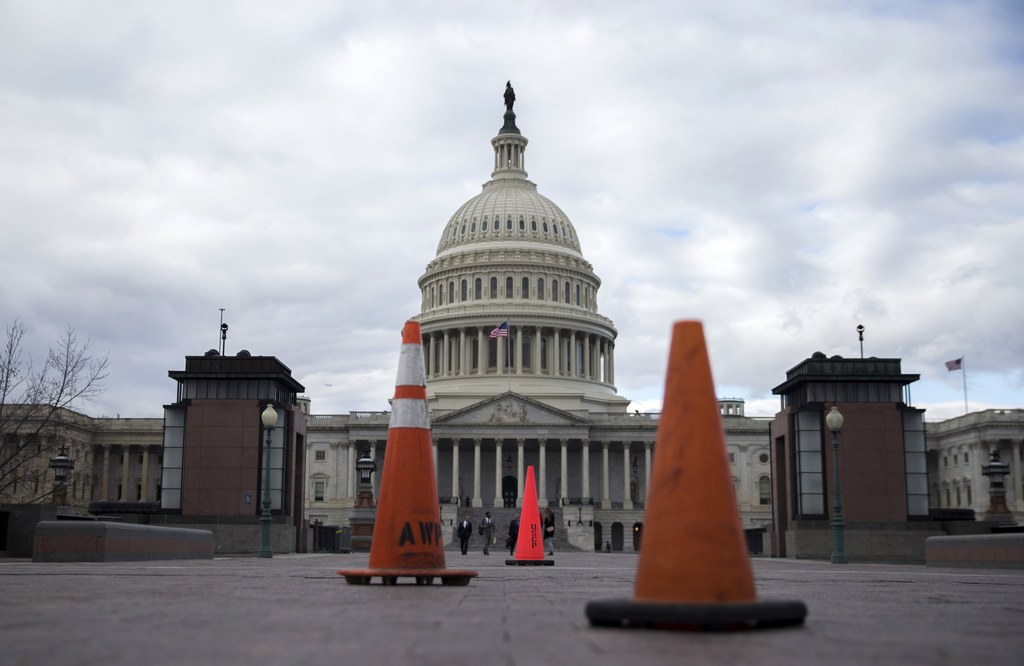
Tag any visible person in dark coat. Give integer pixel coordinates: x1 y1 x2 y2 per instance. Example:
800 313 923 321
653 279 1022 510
507 517 520 555
480 511 495 555
456 515 472 555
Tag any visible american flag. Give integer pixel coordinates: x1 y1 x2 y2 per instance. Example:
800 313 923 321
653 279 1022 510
489 322 509 338
945 358 962 371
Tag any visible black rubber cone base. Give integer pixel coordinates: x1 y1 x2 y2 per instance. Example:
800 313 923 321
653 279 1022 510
586 598 807 632
337 568 477 586
505 558 554 566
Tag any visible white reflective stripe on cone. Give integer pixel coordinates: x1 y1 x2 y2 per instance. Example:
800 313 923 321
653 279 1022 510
390 398 429 429
396 345 426 387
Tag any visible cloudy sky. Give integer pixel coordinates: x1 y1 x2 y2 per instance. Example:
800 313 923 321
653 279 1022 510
2 1 1022 421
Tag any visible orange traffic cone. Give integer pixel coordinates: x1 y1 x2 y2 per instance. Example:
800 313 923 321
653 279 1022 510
586 320 806 630
338 320 477 586
505 465 553 566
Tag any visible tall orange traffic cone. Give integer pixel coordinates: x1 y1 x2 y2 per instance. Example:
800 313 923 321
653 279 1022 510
338 320 477 586
586 321 806 630
505 465 553 566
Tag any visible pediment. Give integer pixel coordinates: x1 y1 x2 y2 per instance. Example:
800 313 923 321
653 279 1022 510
432 392 588 427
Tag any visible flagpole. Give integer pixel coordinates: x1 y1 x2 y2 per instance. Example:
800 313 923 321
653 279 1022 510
961 356 968 414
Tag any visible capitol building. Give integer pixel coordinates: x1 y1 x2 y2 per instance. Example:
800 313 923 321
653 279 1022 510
301 86 774 551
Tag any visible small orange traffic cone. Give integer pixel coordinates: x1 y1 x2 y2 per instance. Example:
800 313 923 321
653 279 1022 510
338 320 477 586
505 465 553 566
586 321 806 630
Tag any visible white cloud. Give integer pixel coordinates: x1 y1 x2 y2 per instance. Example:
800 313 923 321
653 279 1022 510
1 1 1021 421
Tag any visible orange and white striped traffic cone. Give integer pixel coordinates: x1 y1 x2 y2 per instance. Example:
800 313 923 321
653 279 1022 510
338 320 477 586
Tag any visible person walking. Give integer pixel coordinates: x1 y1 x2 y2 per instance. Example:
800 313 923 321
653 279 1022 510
457 514 472 555
480 511 495 555
507 517 520 556
543 507 556 556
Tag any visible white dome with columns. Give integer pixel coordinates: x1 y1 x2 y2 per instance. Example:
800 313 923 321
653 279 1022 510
416 86 629 415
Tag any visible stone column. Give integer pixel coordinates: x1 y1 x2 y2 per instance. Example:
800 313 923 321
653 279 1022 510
515 326 523 375
538 438 548 507
494 439 504 507
346 442 357 506
442 330 450 377
534 327 541 375
101 445 111 501
477 327 485 376
570 331 577 376
516 438 525 508
472 438 482 507
460 328 468 377
581 439 591 501
120 445 131 501
608 341 615 385
601 441 611 509
369 440 378 497
644 441 652 504
451 439 460 500
622 442 633 510
560 439 568 503
140 447 150 502
553 329 561 376
583 333 591 379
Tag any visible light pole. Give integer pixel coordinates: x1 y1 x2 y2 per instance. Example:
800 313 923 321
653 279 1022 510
826 405 847 564
259 403 278 558
48 447 74 507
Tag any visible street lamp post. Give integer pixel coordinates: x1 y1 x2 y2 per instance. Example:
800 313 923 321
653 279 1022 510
258 403 278 558
48 448 74 507
826 405 847 564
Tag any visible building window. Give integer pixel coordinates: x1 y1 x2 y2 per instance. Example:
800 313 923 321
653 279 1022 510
314 481 325 502
490 277 498 299
519 218 525 231
506 218 512 230
728 452 735 463
531 219 537 231
575 284 581 305
758 476 771 505
470 221 476 233
448 281 455 303
505 276 513 298
953 454 958 465
759 452 769 464
564 283 570 303
964 452 969 464
474 278 482 300
315 450 326 462
551 279 558 300
537 278 545 301
522 277 530 299
482 219 488 232
461 279 468 301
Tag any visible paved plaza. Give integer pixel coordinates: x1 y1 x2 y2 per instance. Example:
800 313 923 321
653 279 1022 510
2 551 1023 665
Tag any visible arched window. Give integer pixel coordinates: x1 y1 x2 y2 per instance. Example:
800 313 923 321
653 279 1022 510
543 221 549 233
505 276 513 298
506 218 513 230
461 279 468 301
460 224 466 235
758 477 771 505
537 278 545 301
564 283 570 303
575 284 580 305
490 277 498 299
531 218 537 231
448 281 455 303
522 277 530 299
482 219 488 232
519 218 525 231
470 221 476 233
551 279 558 301
474 278 482 300
553 224 559 236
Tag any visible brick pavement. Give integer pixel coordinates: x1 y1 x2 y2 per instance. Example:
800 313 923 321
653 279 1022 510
1 552 1022 665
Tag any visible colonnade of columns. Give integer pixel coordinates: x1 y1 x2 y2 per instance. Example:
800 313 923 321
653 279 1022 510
427 437 651 510
93 443 158 502
422 324 614 385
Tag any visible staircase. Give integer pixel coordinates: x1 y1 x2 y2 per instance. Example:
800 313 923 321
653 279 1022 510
443 505 582 552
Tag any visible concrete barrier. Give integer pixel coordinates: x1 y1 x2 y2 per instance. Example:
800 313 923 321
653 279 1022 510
33 521 214 562
925 533 1024 569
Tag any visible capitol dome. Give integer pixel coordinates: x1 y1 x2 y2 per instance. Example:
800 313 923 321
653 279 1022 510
416 85 628 415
